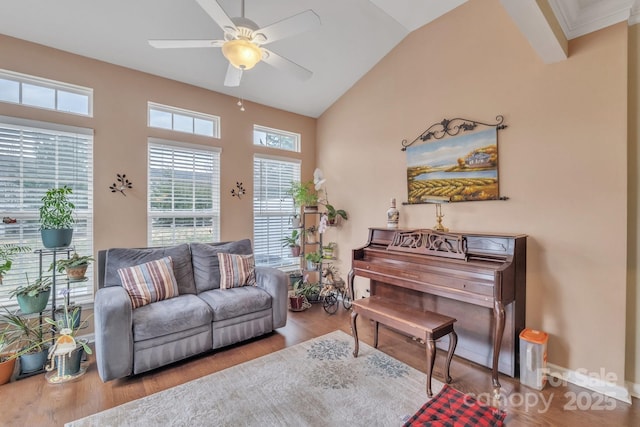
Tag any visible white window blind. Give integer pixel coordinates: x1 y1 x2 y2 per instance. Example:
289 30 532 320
253 154 300 268
148 139 221 246
0 116 94 310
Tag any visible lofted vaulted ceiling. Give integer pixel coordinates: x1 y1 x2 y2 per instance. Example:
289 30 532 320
0 0 638 118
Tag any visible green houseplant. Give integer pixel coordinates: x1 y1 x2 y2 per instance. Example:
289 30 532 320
324 204 348 225
304 251 323 271
10 274 52 314
1 307 52 374
44 288 92 377
0 243 31 284
50 252 94 281
0 325 18 385
39 186 75 248
287 181 319 211
281 230 301 257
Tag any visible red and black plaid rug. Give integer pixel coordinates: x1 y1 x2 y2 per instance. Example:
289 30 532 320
403 385 506 427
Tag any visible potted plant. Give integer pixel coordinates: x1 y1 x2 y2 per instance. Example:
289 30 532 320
281 230 302 257
50 252 94 281
305 225 318 244
289 213 301 229
287 180 319 211
0 243 31 284
324 204 348 225
9 274 52 314
322 242 337 259
0 325 18 385
39 186 75 248
304 251 323 271
290 277 321 309
1 308 51 374
44 288 92 377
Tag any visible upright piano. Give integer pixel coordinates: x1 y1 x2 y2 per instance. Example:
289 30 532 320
348 227 526 387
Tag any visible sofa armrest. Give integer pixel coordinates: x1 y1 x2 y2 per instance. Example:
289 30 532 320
255 266 288 329
94 286 134 382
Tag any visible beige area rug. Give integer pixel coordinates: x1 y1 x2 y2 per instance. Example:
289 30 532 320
67 330 442 427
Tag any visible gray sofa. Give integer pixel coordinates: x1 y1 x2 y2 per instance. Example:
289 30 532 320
94 239 288 382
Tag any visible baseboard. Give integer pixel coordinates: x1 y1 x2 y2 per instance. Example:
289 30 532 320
546 363 632 404
626 381 640 400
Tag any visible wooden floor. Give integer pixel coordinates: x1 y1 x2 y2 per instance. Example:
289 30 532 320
1 303 638 426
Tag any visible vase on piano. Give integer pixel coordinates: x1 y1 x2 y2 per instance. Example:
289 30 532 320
387 198 399 229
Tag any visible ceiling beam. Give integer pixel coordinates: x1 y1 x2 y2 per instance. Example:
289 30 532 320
500 0 568 63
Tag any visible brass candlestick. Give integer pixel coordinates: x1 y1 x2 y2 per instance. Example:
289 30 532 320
433 203 449 232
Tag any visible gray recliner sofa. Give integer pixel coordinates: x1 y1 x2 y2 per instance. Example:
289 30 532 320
94 239 288 382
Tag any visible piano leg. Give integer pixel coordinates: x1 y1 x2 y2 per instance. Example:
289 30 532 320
425 336 436 397
492 300 505 391
373 321 379 348
445 331 457 384
351 310 360 357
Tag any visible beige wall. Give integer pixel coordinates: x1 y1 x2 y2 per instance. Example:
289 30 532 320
318 0 629 385
627 23 640 386
0 34 316 250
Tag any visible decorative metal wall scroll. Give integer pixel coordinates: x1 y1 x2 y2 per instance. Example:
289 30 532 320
109 173 133 196
387 229 468 261
403 115 507 204
401 116 506 151
231 182 246 199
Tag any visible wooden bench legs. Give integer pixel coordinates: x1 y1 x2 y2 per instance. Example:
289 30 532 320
350 297 458 398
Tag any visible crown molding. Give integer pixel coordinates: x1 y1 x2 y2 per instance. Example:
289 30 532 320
631 1 640 25
548 0 635 39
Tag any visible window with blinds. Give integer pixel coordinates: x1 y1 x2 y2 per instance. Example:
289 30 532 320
253 154 300 268
148 139 221 246
0 116 94 310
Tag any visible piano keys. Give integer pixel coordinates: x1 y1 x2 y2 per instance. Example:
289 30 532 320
348 227 526 388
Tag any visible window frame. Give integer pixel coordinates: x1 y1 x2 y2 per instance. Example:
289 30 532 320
0 115 94 310
253 124 301 153
253 153 301 269
0 69 93 117
147 138 222 247
148 102 221 139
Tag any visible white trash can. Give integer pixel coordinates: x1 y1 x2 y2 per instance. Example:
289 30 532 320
519 328 548 390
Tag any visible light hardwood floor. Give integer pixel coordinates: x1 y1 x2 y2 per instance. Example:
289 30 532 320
0 303 638 426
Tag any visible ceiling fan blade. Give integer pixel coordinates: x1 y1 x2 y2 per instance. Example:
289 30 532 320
148 40 224 49
195 0 237 33
261 49 312 81
255 10 320 45
224 63 243 87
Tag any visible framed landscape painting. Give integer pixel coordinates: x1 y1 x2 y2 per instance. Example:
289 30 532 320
406 128 499 203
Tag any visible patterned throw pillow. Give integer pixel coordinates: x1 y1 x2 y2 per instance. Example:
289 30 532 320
117 256 179 309
218 253 256 289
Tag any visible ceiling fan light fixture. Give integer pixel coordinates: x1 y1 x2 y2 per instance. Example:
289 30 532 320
222 38 262 70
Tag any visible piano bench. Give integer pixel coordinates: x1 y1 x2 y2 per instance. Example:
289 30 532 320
350 295 458 397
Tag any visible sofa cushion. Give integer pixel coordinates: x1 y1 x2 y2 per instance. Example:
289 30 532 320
118 256 179 309
132 294 212 342
198 286 272 321
218 253 256 289
190 240 253 293
104 244 197 295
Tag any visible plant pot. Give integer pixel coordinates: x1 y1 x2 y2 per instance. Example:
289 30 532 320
0 355 16 385
19 347 49 374
289 295 306 311
41 228 73 248
306 261 320 271
290 245 301 257
54 305 82 330
53 344 84 376
65 265 88 281
16 288 51 314
288 273 303 288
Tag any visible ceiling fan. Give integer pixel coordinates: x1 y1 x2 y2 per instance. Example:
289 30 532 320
148 0 321 87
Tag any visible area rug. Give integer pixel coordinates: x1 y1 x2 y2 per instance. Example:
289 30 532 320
67 330 440 427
